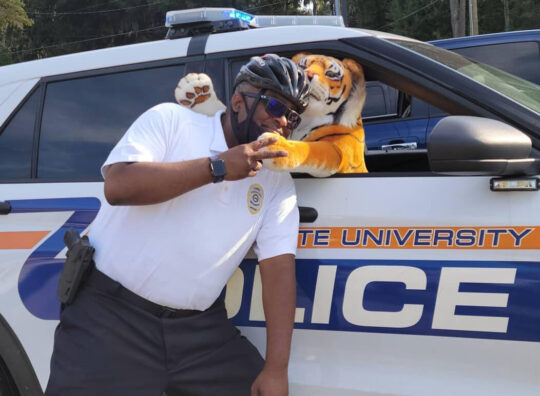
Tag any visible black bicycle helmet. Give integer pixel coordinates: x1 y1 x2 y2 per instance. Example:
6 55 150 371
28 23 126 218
234 54 310 113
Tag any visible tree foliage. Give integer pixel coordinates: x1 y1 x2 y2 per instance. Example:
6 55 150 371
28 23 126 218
346 0 540 39
0 0 33 31
0 0 539 66
0 0 33 64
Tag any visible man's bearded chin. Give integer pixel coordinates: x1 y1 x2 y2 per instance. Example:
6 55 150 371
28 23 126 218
229 101 265 144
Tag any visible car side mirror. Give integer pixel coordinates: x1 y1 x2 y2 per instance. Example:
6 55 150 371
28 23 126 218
428 116 535 176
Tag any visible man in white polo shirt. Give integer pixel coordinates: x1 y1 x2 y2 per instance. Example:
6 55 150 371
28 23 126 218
45 54 310 396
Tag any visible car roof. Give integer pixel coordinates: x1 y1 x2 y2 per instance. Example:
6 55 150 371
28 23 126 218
0 38 191 88
0 25 423 88
430 29 540 48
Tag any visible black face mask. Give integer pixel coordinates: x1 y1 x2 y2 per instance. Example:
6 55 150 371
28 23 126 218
230 91 265 145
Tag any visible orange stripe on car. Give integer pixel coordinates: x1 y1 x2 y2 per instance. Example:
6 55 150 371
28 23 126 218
297 226 540 249
0 231 49 249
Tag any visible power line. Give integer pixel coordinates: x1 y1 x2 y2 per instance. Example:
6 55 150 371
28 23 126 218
13 0 291 58
243 1 290 12
10 25 165 55
60 0 133 13
377 0 444 30
29 0 289 17
28 1 165 16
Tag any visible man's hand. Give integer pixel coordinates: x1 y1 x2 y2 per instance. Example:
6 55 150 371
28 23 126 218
219 135 288 180
251 367 288 396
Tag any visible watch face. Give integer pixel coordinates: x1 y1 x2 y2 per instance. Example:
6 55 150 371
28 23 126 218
212 160 226 177
210 158 226 182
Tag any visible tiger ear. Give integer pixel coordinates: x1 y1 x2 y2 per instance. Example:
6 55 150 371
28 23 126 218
292 52 312 64
339 58 367 128
342 58 365 81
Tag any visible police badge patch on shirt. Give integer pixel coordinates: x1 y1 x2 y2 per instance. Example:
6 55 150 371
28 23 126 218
247 184 264 214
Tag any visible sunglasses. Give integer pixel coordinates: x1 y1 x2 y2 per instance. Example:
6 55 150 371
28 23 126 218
241 92 301 130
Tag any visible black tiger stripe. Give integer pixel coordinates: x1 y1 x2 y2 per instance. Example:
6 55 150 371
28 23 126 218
325 83 347 105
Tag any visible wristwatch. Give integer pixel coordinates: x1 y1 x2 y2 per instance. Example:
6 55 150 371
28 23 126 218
209 155 226 183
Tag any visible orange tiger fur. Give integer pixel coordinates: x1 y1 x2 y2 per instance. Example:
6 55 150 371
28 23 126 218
261 53 367 176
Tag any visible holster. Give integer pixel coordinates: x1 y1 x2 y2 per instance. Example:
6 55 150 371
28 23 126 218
57 228 95 305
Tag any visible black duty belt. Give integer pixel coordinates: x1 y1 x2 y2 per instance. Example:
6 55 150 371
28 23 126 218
85 267 219 318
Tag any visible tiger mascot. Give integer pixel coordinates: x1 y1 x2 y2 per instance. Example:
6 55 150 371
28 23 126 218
174 53 368 177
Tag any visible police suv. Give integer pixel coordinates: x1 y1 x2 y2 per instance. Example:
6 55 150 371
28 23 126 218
1 8 539 396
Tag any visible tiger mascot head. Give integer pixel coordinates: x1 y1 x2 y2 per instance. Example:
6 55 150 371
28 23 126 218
290 52 367 141
173 52 368 176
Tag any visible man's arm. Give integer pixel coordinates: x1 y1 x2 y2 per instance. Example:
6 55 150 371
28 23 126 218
252 253 296 396
104 136 286 205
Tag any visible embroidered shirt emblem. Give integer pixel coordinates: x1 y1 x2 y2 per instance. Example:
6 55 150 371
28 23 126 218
247 184 264 215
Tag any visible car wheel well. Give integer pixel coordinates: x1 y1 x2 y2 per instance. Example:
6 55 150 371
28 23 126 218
0 315 43 395
0 353 20 396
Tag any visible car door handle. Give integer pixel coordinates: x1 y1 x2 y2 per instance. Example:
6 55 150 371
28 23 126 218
299 206 318 223
0 201 11 215
381 142 418 151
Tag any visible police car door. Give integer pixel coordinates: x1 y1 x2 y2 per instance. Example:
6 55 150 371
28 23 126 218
289 52 540 394
221 48 540 396
290 166 540 396
0 59 201 389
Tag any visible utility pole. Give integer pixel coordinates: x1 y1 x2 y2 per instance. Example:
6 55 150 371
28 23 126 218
334 0 341 18
341 0 348 26
468 0 478 36
502 0 510 31
334 0 348 26
450 0 466 37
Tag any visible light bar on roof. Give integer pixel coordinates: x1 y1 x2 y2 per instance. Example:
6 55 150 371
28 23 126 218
229 9 255 23
165 8 256 28
254 15 344 27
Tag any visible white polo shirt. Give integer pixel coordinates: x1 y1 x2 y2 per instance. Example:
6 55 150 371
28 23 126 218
89 103 299 310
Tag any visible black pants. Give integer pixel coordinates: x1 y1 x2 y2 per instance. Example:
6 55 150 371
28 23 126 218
45 270 264 396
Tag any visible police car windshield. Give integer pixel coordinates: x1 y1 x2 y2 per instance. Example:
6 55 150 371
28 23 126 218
389 39 540 115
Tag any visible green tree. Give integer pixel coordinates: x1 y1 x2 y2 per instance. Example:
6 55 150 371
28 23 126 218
462 0 540 35
3 0 539 65
502 0 540 31
0 0 33 31
386 0 452 40
0 0 33 65
6 0 305 64
346 0 452 39
311 0 331 15
347 0 391 30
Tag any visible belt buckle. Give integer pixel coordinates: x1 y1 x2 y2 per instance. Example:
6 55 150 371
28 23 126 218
160 306 180 318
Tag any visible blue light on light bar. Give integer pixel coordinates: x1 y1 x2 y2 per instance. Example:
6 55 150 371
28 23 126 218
228 10 254 23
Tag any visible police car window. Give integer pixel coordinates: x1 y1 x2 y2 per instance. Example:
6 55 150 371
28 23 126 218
0 88 40 180
452 41 540 86
230 60 245 84
363 84 388 118
38 64 185 180
229 56 433 171
204 58 227 105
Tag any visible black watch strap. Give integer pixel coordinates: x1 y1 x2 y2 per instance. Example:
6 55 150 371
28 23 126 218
209 156 226 183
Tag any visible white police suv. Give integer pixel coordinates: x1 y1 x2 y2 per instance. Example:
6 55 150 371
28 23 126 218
1 8 539 396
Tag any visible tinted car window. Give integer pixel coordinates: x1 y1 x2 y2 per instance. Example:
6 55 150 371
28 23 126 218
0 88 40 180
453 41 540 86
363 84 388 118
38 64 185 180
230 59 245 84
